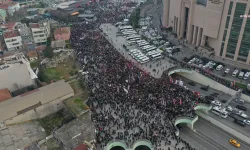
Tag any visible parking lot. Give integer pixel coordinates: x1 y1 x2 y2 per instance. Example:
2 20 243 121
183 55 250 85
100 23 177 78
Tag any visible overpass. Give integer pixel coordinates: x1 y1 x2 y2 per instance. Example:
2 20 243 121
167 67 250 102
105 139 154 150
174 104 212 130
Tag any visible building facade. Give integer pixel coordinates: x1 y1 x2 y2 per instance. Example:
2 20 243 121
163 0 250 64
3 30 23 51
30 21 50 46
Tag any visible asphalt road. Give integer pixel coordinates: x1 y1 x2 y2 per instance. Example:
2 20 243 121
194 118 250 150
173 74 250 138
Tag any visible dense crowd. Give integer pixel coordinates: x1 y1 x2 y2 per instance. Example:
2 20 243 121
70 1 205 150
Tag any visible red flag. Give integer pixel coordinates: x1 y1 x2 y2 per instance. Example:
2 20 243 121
179 99 182 105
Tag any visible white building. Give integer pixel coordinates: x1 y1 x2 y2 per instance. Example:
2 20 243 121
30 22 50 46
3 30 23 51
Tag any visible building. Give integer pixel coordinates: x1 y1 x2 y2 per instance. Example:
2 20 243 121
3 30 23 51
0 80 74 125
0 0 20 16
163 0 250 64
54 27 71 41
17 23 35 50
0 88 12 102
30 21 50 46
27 51 37 61
0 9 7 23
0 53 37 92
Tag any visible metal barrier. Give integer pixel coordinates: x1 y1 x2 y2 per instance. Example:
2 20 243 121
168 68 193 76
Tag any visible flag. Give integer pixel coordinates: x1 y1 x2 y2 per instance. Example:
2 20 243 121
179 99 182 105
169 76 173 83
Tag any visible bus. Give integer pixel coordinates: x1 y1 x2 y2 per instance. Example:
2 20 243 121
137 40 146 43
142 45 151 49
151 53 162 60
147 46 157 51
212 106 228 118
138 43 148 47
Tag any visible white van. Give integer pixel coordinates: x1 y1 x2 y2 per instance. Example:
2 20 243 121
238 71 244 79
244 72 250 80
232 69 239 77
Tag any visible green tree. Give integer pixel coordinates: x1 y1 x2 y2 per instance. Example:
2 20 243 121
44 47 54 58
38 68 49 83
78 77 85 90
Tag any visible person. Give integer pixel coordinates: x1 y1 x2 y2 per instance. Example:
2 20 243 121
69 1 201 149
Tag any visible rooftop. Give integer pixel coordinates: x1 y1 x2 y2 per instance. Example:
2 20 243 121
0 80 74 123
54 27 70 35
27 51 37 58
3 30 20 39
0 62 35 92
1 22 17 31
0 88 12 102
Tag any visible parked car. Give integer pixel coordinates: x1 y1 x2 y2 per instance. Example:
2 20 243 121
235 99 244 104
216 65 223 71
201 86 209 91
205 96 215 101
238 71 245 79
188 81 196 86
226 106 233 112
236 105 247 111
224 68 230 74
234 119 246 127
211 100 222 107
243 120 250 125
232 69 239 77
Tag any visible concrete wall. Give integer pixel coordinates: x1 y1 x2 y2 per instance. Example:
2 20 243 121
196 111 250 144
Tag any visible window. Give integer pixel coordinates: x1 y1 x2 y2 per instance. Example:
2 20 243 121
220 42 224 56
226 3 246 56
197 0 207 6
225 16 230 29
239 18 250 57
228 2 233 15
223 30 227 42
226 53 234 59
237 57 247 62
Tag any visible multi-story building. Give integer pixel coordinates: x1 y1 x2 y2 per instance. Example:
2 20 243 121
16 23 35 50
0 0 20 16
30 21 50 46
54 27 71 41
0 9 6 23
3 30 23 51
163 0 250 64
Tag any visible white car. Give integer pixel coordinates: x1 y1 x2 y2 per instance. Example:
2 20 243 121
224 68 230 74
211 100 222 107
243 120 250 125
226 106 233 112
232 69 239 77
216 65 223 71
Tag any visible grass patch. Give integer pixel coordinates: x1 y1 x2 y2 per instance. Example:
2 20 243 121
45 138 60 150
39 111 64 135
64 90 89 115
30 61 39 69
235 82 247 89
41 57 78 83
69 80 82 94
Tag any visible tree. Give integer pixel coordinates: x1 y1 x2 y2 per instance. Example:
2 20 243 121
44 47 54 59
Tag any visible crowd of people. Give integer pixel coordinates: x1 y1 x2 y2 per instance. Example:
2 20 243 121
70 1 206 150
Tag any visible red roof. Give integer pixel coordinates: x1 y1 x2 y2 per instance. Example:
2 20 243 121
29 23 40 29
0 88 12 102
74 144 87 150
0 1 18 9
3 30 20 39
2 22 17 30
54 27 70 35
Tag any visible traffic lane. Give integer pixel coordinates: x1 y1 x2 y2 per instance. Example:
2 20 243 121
179 127 218 150
195 117 250 150
207 110 250 137
172 74 231 99
228 100 250 116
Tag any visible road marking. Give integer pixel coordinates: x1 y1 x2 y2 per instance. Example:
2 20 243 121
182 128 222 150
198 118 250 148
